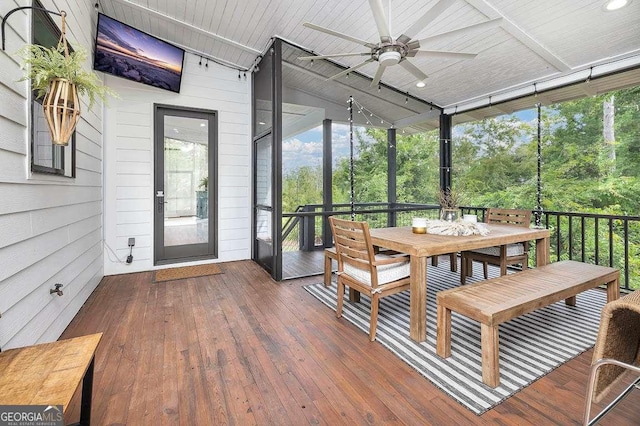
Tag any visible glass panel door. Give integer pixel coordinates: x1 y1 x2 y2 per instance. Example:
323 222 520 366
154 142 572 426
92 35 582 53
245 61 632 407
154 105 217 264
254 134 274 272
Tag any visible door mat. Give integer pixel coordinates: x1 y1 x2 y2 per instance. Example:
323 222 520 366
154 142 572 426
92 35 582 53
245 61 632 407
153 264 223 282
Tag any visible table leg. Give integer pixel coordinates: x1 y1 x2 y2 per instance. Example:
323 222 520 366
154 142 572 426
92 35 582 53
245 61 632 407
481 323 500 388
607 277 620 302
410 255 427 342
349 288 361 302
536 236 550 266
79 356 95 425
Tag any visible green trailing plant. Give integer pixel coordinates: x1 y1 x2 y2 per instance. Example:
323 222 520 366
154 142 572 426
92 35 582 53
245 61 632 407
17 43 117 109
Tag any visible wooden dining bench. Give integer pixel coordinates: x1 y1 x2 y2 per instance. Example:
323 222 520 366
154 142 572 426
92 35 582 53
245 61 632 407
436 260 620 388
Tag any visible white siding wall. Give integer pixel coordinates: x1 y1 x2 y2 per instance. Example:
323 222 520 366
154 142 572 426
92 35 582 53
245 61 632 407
0 0 104 349
103 54 251 275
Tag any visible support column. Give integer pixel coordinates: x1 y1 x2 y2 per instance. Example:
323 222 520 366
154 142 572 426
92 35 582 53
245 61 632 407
322 119 333 247
439 114 452 191
387 128 397 227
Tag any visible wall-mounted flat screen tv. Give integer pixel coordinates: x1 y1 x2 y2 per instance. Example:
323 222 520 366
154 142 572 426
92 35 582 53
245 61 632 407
93 13 185 93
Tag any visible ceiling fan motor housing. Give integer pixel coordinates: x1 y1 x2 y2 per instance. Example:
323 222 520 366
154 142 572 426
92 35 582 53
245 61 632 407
378 50 402 66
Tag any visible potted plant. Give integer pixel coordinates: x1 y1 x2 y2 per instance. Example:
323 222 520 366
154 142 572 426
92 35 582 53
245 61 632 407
196 176 208 219
437 187 463 221
16 12 116 145
199 176 208 191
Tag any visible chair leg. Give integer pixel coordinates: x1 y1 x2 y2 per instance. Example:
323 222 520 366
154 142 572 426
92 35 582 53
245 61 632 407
336 279 345 318
449 253 457 272
369 293 380 341
324 253 332 287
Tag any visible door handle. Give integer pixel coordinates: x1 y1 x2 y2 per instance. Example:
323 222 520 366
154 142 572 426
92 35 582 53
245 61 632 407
156 190 166 212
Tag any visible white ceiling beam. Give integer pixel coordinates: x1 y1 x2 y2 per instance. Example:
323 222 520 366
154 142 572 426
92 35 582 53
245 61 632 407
282 108 326 139
282 61 426 116
465 0 571 72
393 109 440 128
444 53 640 114
109 0 261 55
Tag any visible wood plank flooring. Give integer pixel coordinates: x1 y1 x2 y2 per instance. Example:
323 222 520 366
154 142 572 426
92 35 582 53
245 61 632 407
60 260 640 425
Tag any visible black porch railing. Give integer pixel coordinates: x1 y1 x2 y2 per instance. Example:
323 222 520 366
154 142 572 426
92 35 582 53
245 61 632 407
282 203 640 291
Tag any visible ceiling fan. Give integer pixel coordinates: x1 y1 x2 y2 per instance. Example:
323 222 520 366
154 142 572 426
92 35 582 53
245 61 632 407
299 0 502 87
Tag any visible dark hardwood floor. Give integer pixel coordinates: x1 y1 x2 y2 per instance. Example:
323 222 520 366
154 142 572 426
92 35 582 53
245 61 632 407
61 260 640 425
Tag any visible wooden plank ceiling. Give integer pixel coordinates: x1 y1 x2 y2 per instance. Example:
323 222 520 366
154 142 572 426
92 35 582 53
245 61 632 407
100 0 640 128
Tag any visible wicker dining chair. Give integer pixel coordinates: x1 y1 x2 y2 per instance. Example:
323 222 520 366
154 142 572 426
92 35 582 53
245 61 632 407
328 216 411 341
460 208 531 285
583 289 640 425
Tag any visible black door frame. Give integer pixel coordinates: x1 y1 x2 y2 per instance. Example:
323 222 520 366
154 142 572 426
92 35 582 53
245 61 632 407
153 103 218 265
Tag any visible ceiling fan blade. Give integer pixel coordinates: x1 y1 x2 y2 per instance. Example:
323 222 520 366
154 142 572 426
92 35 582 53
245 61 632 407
368 0 391 43
328 58 375 80
399 60 428 82
417 18 503 45
303 22 376 48
299 52 371 60
370 64 387 87
412 50 477 60
398 0 456 41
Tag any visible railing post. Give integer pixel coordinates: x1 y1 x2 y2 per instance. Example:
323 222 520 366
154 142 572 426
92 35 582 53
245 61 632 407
322 119 333 247
301 206 315 251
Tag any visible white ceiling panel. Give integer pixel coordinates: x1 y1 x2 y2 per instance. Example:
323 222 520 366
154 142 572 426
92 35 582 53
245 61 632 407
102 0 640 125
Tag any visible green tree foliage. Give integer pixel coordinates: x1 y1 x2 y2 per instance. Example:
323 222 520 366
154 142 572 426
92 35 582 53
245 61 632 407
453 115 535 209
282 165 323 213
282 86 640 286
333 128 388 205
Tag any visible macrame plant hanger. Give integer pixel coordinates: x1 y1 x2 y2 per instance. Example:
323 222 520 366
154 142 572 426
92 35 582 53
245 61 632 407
43 11 81 146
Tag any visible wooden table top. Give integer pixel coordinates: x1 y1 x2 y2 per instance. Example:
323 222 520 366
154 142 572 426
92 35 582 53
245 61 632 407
0 333 102 410
369 224 550 257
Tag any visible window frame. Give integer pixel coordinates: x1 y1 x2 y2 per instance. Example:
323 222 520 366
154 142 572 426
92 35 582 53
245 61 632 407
29 0 76 178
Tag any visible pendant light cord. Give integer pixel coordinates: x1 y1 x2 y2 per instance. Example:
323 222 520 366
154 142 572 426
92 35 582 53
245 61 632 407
349 96 355 221
536 102 542 227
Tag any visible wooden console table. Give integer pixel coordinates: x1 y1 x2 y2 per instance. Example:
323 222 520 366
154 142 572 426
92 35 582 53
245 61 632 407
0 333 102 425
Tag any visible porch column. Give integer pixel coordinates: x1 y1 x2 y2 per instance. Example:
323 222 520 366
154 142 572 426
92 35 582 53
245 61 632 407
439 114 452 191
322 119 333 247
387 127 397 227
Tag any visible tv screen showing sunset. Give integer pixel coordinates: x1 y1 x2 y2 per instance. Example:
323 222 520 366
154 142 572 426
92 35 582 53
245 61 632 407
94 14 185 93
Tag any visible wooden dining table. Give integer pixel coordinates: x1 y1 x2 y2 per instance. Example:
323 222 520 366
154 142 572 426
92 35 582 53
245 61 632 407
369 223 551 342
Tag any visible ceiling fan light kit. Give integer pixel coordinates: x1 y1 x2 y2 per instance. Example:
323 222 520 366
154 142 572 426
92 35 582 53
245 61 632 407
378 50 401 67
299 0 500 89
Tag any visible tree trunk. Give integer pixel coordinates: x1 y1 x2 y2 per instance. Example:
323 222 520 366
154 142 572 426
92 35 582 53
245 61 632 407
603 95 616 170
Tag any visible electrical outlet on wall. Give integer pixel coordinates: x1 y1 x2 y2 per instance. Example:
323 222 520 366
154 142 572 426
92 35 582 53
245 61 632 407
128 238 135 247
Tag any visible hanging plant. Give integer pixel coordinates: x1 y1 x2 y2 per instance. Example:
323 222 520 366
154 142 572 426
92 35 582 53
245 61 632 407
16 12 117 145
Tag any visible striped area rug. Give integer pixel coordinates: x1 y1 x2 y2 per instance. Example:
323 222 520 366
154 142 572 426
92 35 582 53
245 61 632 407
304 261 607 414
